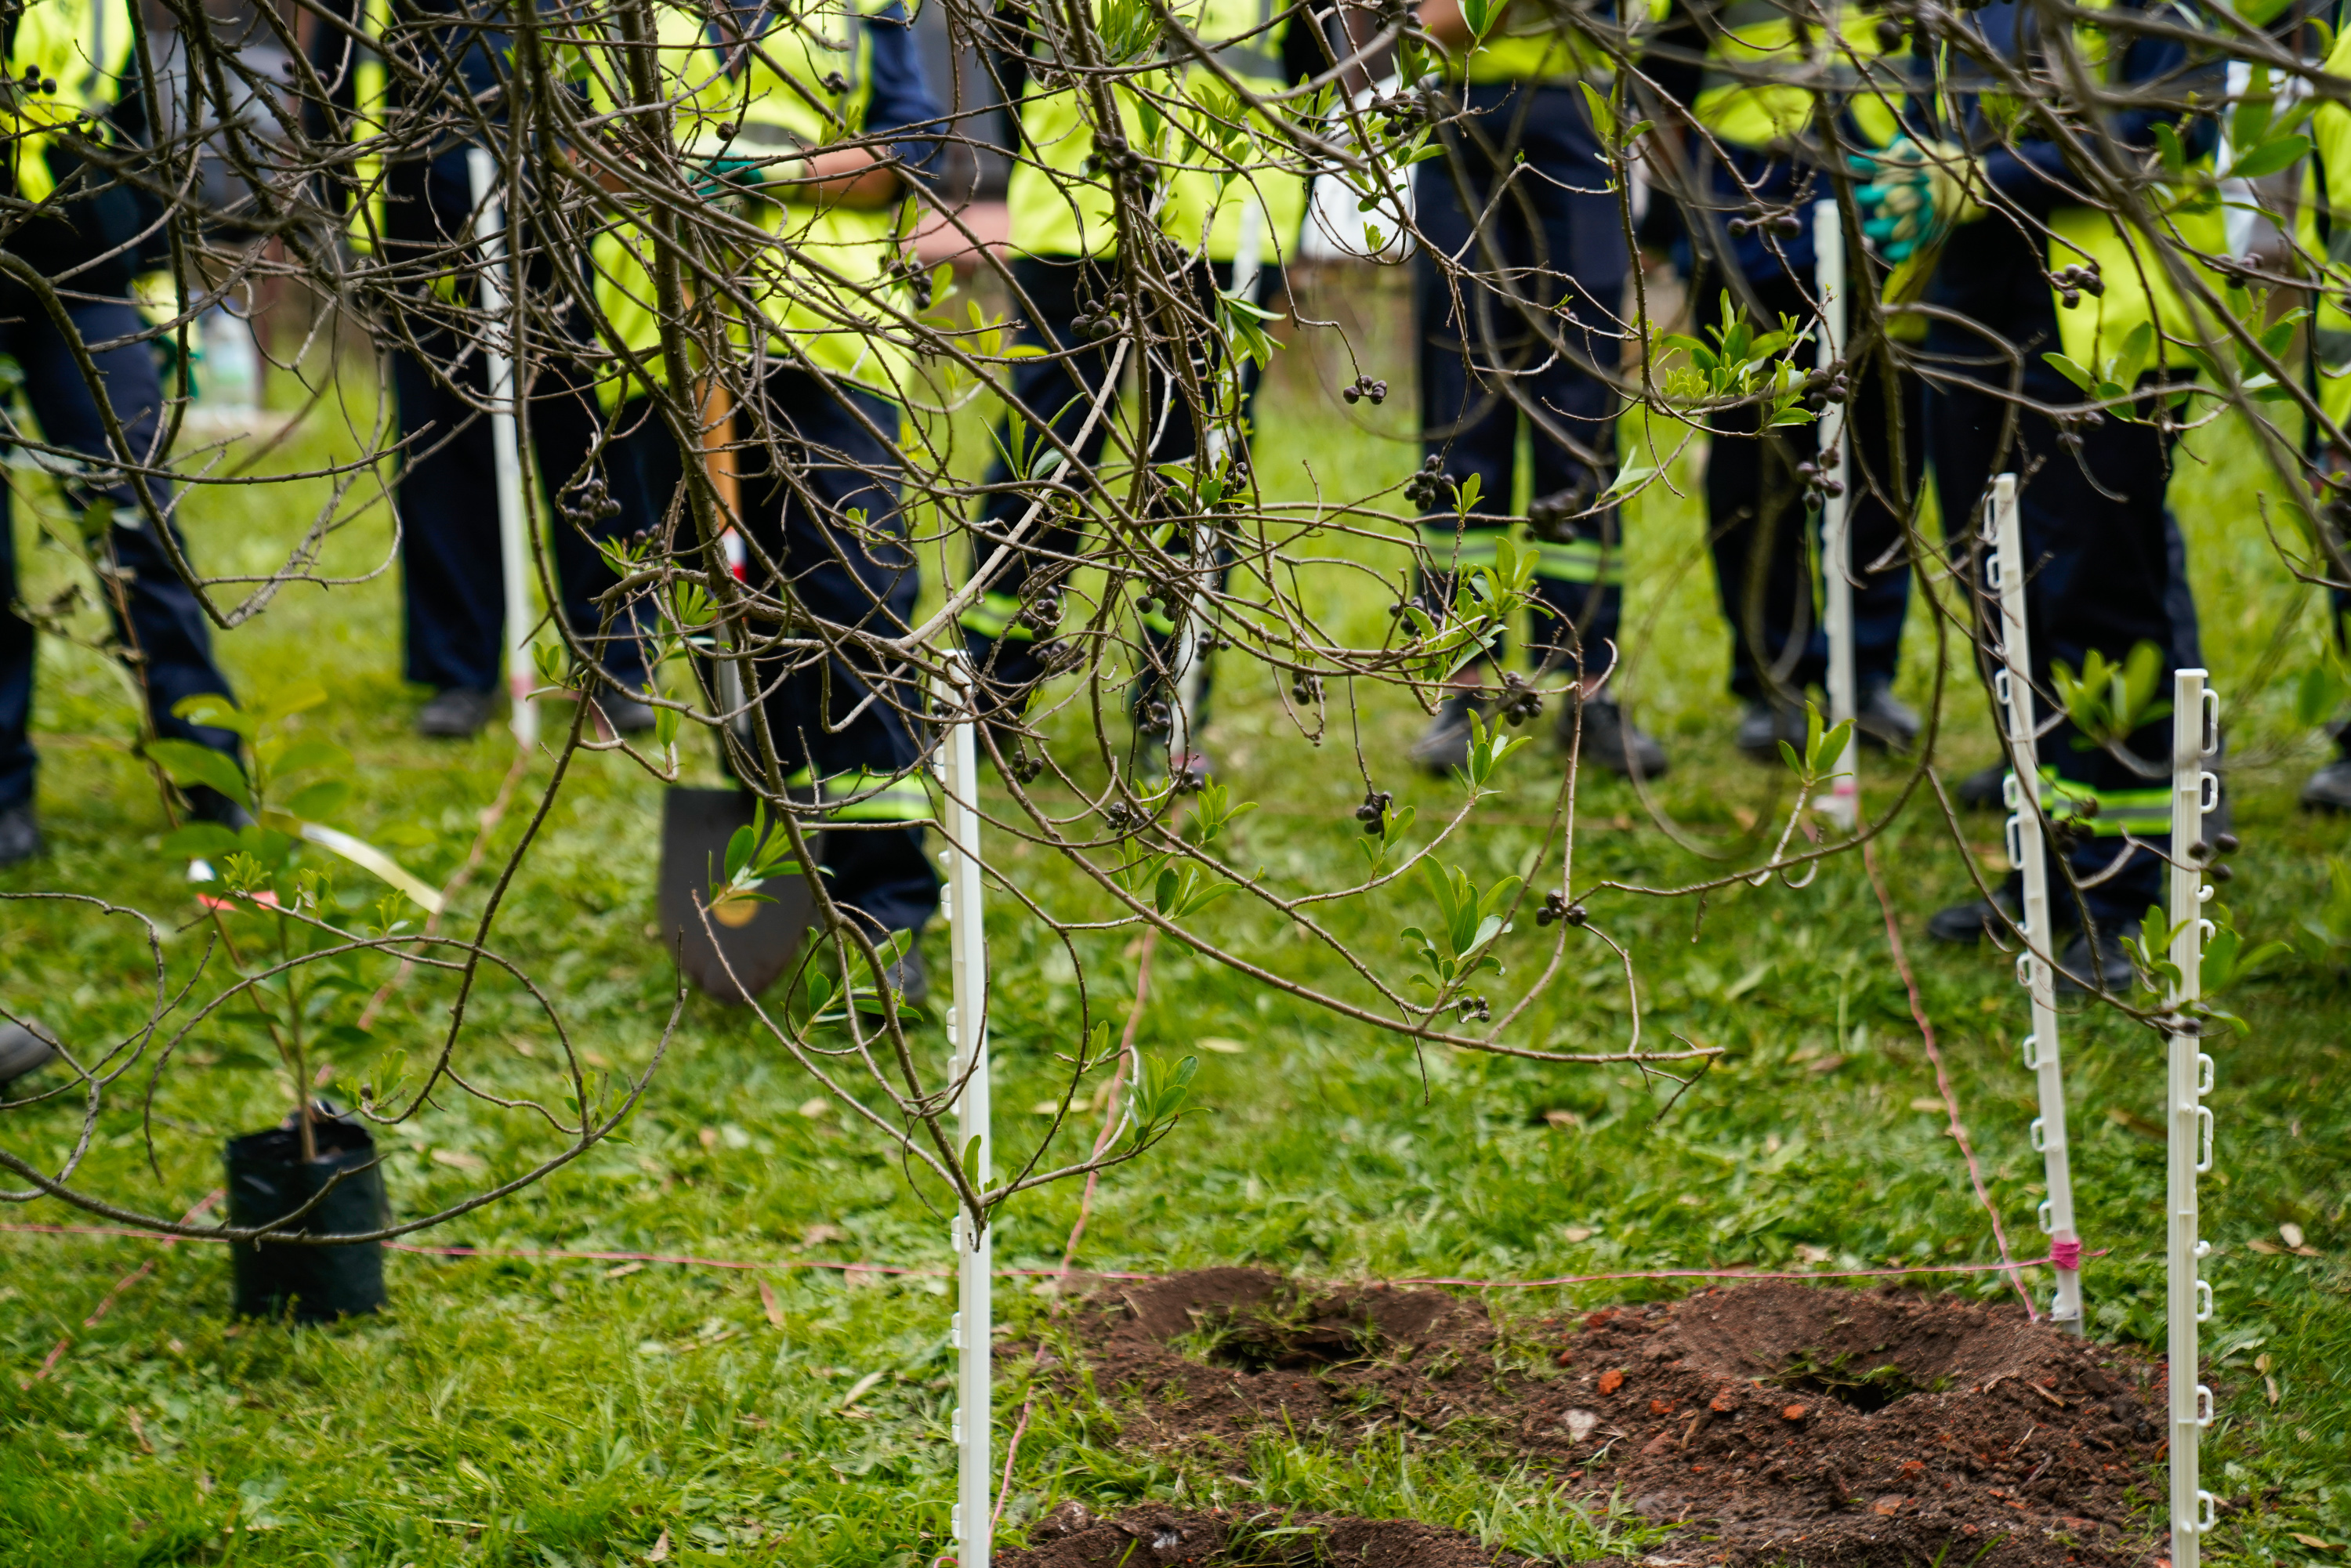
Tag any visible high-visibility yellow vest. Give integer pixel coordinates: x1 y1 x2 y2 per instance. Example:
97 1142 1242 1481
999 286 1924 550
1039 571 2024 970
4 0 134 206
2302 30 2351 426
1448 0 1668 87
1690 0 1904 151
1004 0 1306 261
725 0 921 389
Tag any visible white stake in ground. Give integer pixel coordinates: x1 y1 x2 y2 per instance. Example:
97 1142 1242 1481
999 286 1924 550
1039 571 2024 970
1988 473 2084 1333
938 654 991 1566
2167 668 2218 1566
1813 200 1857 830
465 147 538 748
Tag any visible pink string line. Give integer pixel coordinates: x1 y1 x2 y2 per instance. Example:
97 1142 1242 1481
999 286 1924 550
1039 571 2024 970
1860 838 2041 1320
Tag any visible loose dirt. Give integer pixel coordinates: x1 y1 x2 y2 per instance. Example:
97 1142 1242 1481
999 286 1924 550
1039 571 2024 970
1044 1269 2168 1566
998 1501 1566 1566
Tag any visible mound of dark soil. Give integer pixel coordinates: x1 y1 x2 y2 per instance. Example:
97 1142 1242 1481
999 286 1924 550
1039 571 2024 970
999 1501 1574 1566
1053 1270 2168 1566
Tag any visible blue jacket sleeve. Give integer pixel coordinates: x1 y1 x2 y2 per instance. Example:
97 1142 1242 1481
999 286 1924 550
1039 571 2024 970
862 2 945 179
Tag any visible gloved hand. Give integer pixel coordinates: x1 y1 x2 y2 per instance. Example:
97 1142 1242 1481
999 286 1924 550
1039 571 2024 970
690 153 771 201
1852 137 1984 263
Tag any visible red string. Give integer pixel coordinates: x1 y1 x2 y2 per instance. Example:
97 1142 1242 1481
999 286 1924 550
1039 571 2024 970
1860 838 2041 1320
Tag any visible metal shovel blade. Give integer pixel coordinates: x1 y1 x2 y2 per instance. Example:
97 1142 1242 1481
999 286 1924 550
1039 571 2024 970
657 788 817 1004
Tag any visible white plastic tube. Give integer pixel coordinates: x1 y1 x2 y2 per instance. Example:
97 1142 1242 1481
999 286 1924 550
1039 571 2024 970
2168 668 2217 1566
939 653 991 1567
1990 473 2083 1333
1814 200 1857 830
465 147 538 748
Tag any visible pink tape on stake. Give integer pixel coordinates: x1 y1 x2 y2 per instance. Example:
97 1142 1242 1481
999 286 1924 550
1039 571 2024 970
2049 1238 2084 1272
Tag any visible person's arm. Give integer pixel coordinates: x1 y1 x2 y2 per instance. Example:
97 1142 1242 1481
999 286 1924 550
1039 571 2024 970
1418 0 1473 52
775 0 941 206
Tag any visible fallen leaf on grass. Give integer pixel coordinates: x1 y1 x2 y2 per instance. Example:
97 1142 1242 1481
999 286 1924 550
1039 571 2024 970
2106 1106 2164 1141
2267 1375 2282 1405
2283 1223 2307 1248
1031 1100 1063 1116
604 1261 646 1279
2250 1240 2285 1255
838 1370 886 1410
796 1098 830 1119
842 1266 883 1290
1563 1226 1594 1242
1545 1110 1584 1129
2290 1534 2338 1551
1908 1097 1945 1113
1806 1056 1846 1076
800 1224 844 1245
1197 1037 1246 1054
647 1526 671 1561
759 1279 783 1327
1795 1244 1832 1265
430 1148 487 1172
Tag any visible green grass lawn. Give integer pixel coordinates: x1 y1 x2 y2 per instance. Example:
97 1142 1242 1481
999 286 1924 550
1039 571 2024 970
3 266 2348 1566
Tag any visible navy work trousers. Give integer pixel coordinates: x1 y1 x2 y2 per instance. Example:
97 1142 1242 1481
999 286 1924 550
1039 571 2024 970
1697 274 1918 704
1414 79 1628 673
1 294 238 816
734 364 935 936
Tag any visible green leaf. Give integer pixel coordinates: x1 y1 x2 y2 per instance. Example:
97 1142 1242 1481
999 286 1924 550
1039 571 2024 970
1577 81 1614 146
171 692 255 740
162 822 242 860
2041 353 2096 394
2153 121 2186 179
145 740 250 809
279 779 351 822
1454 472 1483 515
265 739 353 778
2228 134 2309 182
960 1134 983 1189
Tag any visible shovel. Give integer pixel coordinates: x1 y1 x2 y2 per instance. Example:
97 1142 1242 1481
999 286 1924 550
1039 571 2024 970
656 788 819 1003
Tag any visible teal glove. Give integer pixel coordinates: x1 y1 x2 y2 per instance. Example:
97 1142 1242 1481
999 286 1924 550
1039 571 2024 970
1852 137 1983 263
691 154 768 201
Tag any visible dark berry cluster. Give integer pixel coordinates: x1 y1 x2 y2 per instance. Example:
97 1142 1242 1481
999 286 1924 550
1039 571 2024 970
1342 374 1389 405
1355 786 1393 833
1534 891 1586 927
1729 208 1803 240
1403 454 1449 508
2051 262 2105 310
1496 671 1542 726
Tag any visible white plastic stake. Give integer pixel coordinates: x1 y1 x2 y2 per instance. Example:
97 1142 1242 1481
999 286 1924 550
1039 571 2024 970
466 147 538 748
1814 200 1857 830
938 653 991 1567
2168 668 2217 1566
1989 473 2083 1334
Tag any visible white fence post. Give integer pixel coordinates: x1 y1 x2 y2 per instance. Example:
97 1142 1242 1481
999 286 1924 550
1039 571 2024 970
2168 668 2218 1565
1814 199 1857 830
1989 474 2084 1333
938 654 991 1567
465 147 538 748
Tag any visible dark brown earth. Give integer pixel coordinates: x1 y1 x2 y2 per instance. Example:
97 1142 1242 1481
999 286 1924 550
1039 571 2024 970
1037 1269 2170 1566
998 1501 1574 1567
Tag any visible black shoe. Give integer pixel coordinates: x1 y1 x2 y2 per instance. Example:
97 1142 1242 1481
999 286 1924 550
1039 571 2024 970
418 687 497 739
1734 700 1805 760
1855 684 1922 752
885 943 931 1009
0 1021 57 1095
596 696 659 736
1954 761 2009 811
2304 758 2351 813
0 805 40 868
1411 692 1483 776
2055 929 2136 996
1926 889 2019 944
1561 690 1668 778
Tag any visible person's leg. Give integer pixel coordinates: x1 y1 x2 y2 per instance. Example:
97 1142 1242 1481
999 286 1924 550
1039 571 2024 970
959 255 1114 715
19 299 242 800
1694 276 1815 727
1842 348 1923 746
744 367 936 939
386 158 504 717
0 450 35 853
531 376 659 705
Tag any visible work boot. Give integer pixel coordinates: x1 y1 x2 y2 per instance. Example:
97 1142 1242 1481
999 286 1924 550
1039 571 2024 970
1411 691 1483 776
1954 761 2009 810
1733 699 1804 760
418 686 497 739
2303 757 2351 813
2056 928 2137 996
1926 886 2020 944
0 1022 57 1095
1855 683 1922 752
0 805 41 868
1561 690 1669 778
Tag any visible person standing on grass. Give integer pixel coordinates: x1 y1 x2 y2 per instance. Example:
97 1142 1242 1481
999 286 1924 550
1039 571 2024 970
1644 0 1922 763
306 0 668 742
1 0 247 867
1405 0 1668 780
2294 24 2351 815
957 0 1322 784
703 0 946 1000
1884 0 2219 991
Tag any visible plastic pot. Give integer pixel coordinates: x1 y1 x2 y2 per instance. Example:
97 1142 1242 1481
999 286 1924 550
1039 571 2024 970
223 1106 390 1322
